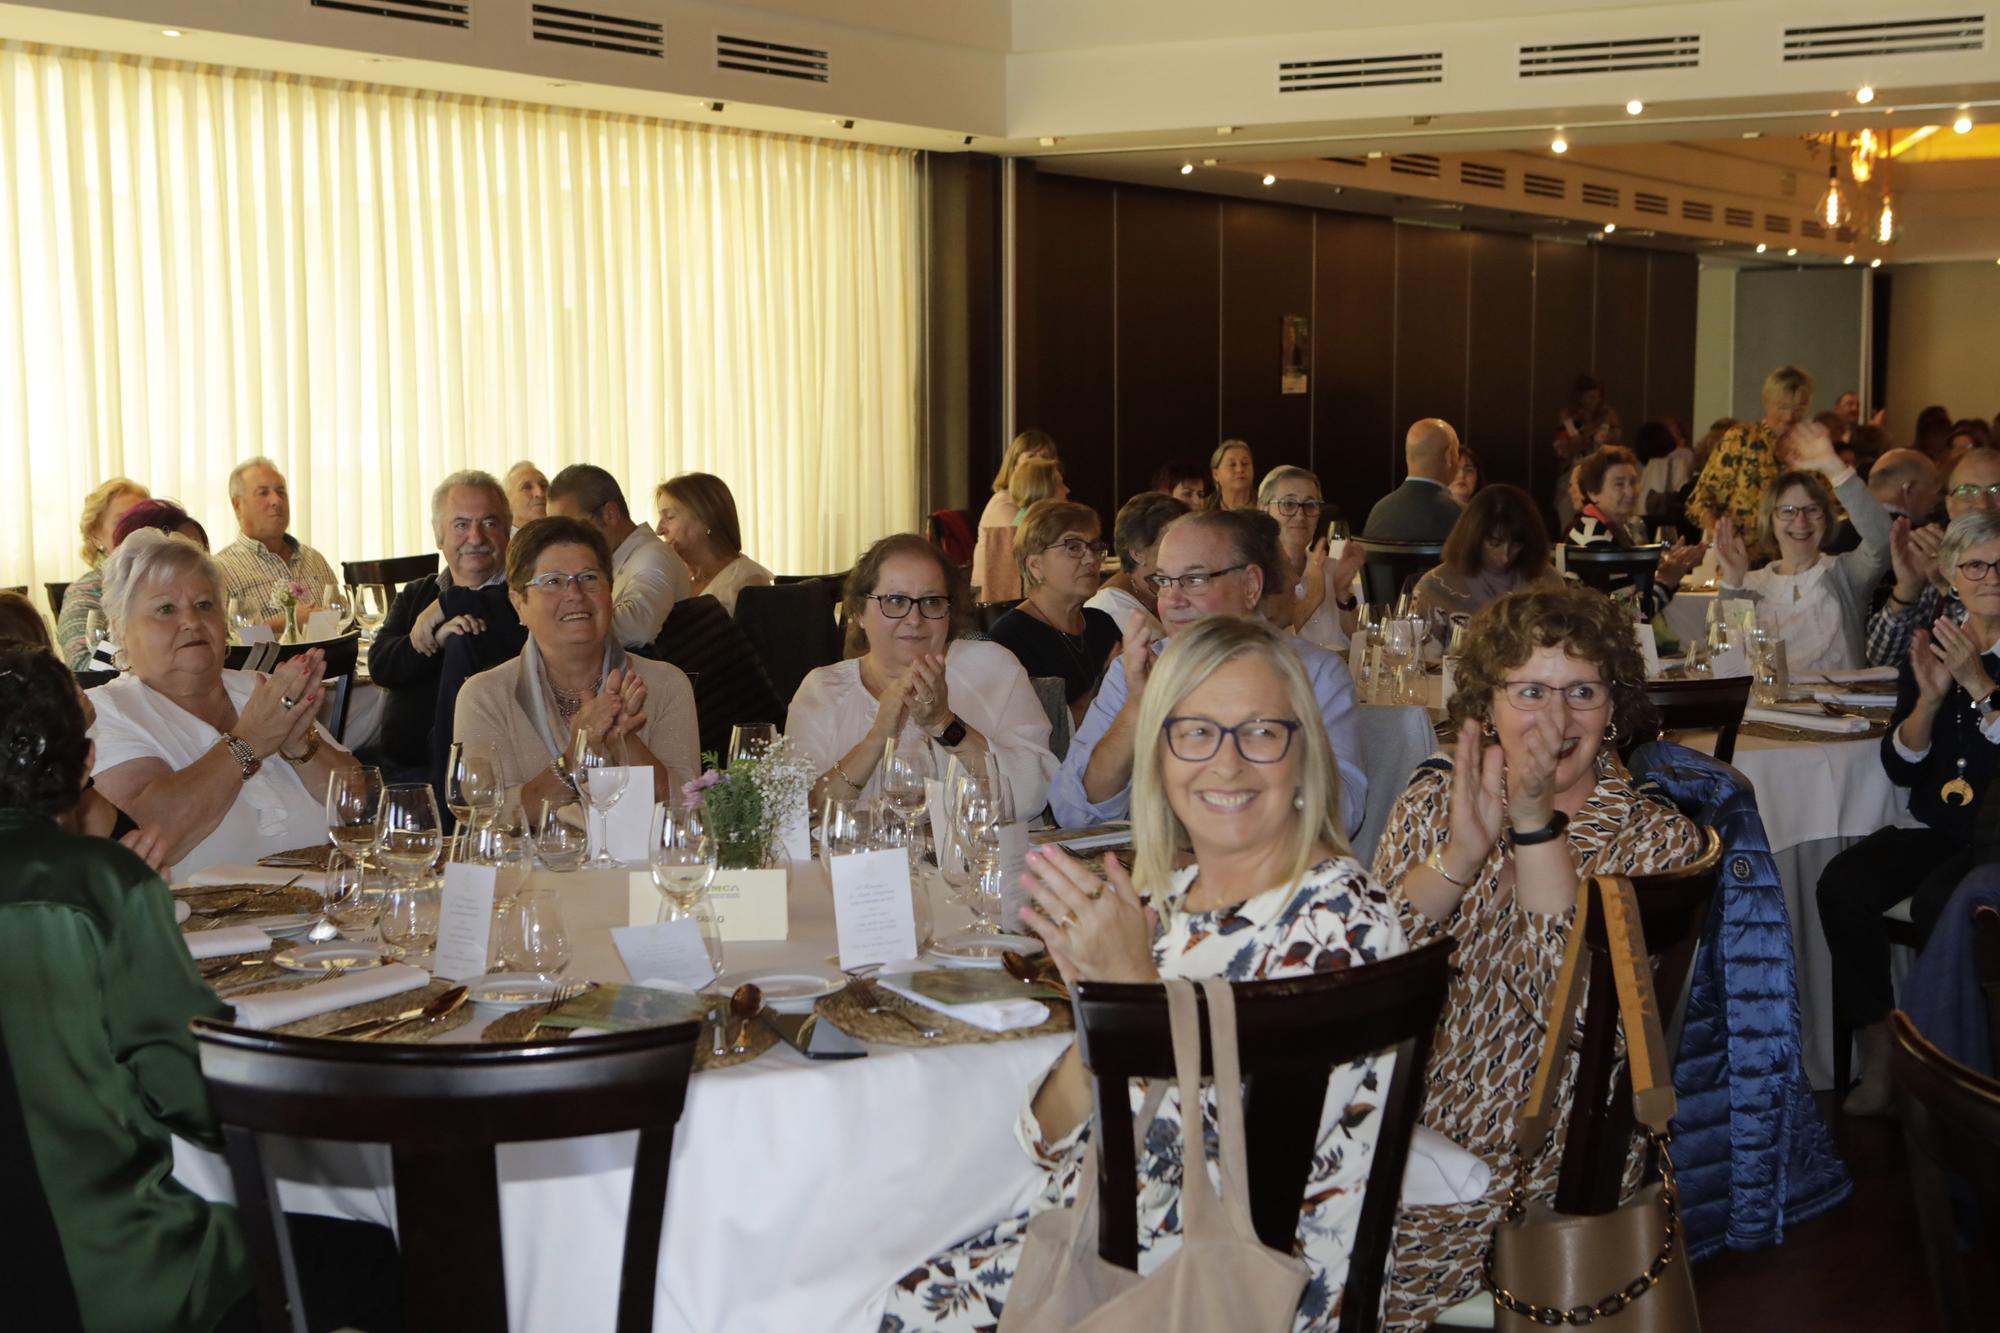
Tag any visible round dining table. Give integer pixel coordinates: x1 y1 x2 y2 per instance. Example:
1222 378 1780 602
175 864 1069 1333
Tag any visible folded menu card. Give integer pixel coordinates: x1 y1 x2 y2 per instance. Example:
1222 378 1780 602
879 969 1053 1032
538 983 703 1033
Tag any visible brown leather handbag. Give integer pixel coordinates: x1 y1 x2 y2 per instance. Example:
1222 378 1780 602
1484 872 1701 1332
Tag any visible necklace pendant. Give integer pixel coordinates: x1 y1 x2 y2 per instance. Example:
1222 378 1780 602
1943 758 1975 806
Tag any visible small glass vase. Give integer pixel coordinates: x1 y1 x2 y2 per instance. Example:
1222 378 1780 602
282 602 300 643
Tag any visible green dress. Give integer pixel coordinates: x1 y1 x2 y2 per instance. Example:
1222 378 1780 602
0 808 248 1332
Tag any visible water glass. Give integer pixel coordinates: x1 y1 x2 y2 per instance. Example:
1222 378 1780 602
228 594 264 639
728 723 779 766
378 783 443 886
535 800 589 872
381 875 440 963
650 800 718 911
319 582 351 629
501 887 571 975
326 766 385 861
323 851 381 935
821 797 877 863
446 743 504 850
947 789 1005 932
572 728 629 868
353 583 390 639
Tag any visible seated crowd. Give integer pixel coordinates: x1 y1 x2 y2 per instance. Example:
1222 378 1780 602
8 377 2000 1332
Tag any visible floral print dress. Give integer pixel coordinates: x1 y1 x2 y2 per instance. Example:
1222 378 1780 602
1369 757 1701 1330
1685 420 1781 534
878 857 1407 1333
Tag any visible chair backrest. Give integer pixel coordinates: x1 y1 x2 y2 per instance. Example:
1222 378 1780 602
191 1018 700 1333
1563 544 1663 607
1641 676 1752 765
1028 675 1072 762
44 581 71 618
341 554 437 593
1555 829 1724 1214
0 1024 84 1331
773 570 850 586
222 634 362 740
1 584 24 596
1073 938 1457 1333
1975 905 2000 1073
1357 540 1444 607
74 668 119 690
976 598 1021 634
734 580 844 714
641 594 783 758
1890 1008 2000 1331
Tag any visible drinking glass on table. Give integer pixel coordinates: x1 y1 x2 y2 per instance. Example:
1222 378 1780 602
352 583 390 641
319 583 352 632
377 783 444 890
445 742 504 858
728 722 778 766
878 737 934 862
820 797 877 864
650 800 718 911
944 788 1005 933
381 874 440 965
535 800 590 872
321 767 385 940
228 594 264 641
500 887 571 975
572 728 629 868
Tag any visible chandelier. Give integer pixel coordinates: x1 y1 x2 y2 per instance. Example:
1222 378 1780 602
1802 131 1896 247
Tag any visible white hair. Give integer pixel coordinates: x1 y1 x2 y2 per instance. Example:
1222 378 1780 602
101 529 222 643
431 469 510 541
228 455 282 502
1942 511 2000 577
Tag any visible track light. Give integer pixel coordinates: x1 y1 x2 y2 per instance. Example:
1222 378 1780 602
160 28 183 37
1180 163 1194 176
1855 85 1875 105
1955 112 1974 134
1261 174 1276 186
1755 243 1767 253
1786 247 1798 257
1603 223 1616 233
1844 254 1856 265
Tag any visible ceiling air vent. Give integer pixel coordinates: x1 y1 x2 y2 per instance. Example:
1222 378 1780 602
1321 155 1371 168
1763 214 1791 234
532 5 661 57
1518 34 1698 77
1801 218 1827 238
1782 15 1984 62
311 0 469 26
1681 199 1714 222
1724 207 1754 229
1836 225 1859 242
1459 161 1506 189
715 34 830 83
1278 50 1444 93
1580 182 1620 208
1523 172 1565 200
1390 153 1440 178
1635 192 1668 216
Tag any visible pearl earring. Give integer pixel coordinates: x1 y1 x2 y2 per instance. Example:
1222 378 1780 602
1292 789 1306 811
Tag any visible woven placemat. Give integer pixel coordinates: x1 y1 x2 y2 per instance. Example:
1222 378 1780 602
258 845 339 871
179 884 323 931
815 984 1072 1047
478 1002 772 1069
1739 719 1889 743
198 950 286 988
228 977 477 1043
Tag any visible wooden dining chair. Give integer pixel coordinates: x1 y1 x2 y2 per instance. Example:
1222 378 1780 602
1357 539 1445 607
1072 937 1457 1333
191 1018 701 1333
1641 676 1753 764
44 581 71 618
341 553 437 593
734 579 844 715
1890 1009 2000 1332
976 598 1021 633
638 593 782 758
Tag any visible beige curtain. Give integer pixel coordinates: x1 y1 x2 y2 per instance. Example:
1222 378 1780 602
0 43 921 602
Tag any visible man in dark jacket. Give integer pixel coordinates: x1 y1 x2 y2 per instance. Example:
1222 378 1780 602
364 470 527 779
1362 418 1465 543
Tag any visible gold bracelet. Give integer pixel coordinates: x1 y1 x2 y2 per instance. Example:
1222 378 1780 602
1425 844 1477 889
280 725 322 767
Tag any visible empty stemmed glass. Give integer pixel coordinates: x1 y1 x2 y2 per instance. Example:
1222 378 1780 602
352 583 390 643
942 787 1005 935
535 799 589 872
320 767 384 941
377 783 443 963
572 728 629 868
650 800 723 976
878 737 933 868
500 887 571 976
445 742 503 859
228 594 264 642
323 851 381 936
728 723 778 766
319 583 352 634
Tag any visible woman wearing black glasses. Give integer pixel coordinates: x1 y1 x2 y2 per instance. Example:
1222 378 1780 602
987 500 1123 725
1259 465 1366 650
1370 584 1702 1327
789 534 1057 817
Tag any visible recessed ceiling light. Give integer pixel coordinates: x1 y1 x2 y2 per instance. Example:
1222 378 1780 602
1855 85 1875 104
1831 110 1841 119
1603 222 1616 233
160 28 182 37
1955 112 1974 134
1366 150 1384 160
1756 243 1768 253
1741 131 1761 140
1787 247 1799 256
1626 99 1645 116
1217 126 1237 137
1844 254 1856 264
1870 258 1882 268
1201 158 1218 167
1180 163 1194 175
1261 174 1276 186
1551 132 1569 154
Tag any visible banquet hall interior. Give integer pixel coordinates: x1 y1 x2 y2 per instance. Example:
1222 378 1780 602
5 0 2000 1330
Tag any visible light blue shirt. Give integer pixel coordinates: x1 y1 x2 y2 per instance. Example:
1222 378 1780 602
1049 628 1368 835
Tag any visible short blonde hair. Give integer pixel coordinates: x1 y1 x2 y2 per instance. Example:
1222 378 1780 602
1008 456 1065 512
101 529 222 645
78 478 150 568
992 429 1057 493
1761 365 1813 415
1015 500 1101 590
1131 617 1348 899
1210 438 1253 473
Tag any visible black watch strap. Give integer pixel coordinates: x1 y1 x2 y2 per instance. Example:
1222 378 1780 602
1509 811 1570 847
935 715 968 748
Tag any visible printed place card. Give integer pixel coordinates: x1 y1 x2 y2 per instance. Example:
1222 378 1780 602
1637 619 1663 680
779 804 812 866
709 869 789 941
604 767 654 864
433 863 499 981
829 848 920 972
611 918 717 989
1711 638 1750 679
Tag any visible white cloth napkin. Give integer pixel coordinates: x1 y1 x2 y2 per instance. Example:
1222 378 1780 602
1745 706 1871 734
1812 690 1898 709
185 925 274 959
174 900 191 925
1400 1126 1492 1206
879 977 1050 1032
1797 665 1898 684
180 863 328 893
228 963 430 1031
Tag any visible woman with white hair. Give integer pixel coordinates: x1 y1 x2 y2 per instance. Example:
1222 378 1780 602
879 616 1407 1331
87 530 359 879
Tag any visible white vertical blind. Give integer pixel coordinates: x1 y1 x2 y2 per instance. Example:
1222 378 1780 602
0 42 921 598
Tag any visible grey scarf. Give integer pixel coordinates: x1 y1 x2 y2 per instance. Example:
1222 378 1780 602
516 634 629 762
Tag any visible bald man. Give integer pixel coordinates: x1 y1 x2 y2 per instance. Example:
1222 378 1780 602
1362 418 1465 542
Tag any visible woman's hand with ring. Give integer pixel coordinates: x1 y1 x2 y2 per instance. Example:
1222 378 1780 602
1018 847 1158 989
237 652 321 758
907 653 951 732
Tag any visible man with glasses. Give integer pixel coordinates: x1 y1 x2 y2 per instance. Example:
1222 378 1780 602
1049 509 1366 833
366 471 526 779
1362 418 1464 543
1867 448 2000 666
547 463 691 649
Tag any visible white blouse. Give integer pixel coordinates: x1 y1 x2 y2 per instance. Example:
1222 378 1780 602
700 553 774 615
1083 583 1158 640
1293 563 1355 653
1740 558 1851 673
89 669 353 881
785 639 1058 818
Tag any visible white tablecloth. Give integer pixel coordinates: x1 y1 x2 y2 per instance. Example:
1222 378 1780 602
175 867 1066 1332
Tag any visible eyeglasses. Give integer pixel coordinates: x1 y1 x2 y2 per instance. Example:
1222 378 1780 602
1146 563 1249 593
1958 559 2000 582
1162 716 1301 763
1042 537 1110 560
522 570 605 595
1951 483 2000 500
1498 679 1612 711
1774 504 1825 521
865 593 952 620
1268 497 1324 518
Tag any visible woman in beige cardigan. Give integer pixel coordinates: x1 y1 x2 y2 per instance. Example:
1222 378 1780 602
454 516 698 816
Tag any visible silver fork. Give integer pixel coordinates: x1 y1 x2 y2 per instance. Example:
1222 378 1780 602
528 980 588 1038
853 978 943 1040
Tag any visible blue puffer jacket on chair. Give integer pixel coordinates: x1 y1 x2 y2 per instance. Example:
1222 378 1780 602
1627 740 1853 1260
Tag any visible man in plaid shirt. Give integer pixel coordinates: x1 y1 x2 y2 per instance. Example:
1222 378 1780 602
1865 448 2000 665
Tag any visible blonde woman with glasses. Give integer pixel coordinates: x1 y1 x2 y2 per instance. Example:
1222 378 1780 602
988 499 1123 724
879 616 1406 1332
1259 465 1364 649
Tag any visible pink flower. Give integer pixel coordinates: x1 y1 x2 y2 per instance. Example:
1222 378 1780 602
681 769 724 804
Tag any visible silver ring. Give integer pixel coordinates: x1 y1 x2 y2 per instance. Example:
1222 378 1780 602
281 695 298 709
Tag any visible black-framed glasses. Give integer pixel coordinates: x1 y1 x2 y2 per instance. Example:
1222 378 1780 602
1146 563 1249 593
1163 716 1301 763
1267 497 1324 518
1497 679 1612 711
1958 558 2000 583
522 570 606 595
865 593 952 620
1042 537 1110 560
1951 483 2000 500
1774 503 1825 521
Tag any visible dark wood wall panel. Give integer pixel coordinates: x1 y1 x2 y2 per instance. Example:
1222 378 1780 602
1115 186 1220 504
1392 226 1471 447
1024 174 1117 514
1313 211 1397 517
1465 229 1537 496
1644 253 1700 426
1592 246 1652 431
1219 201 1315 476
1529 240 1596 505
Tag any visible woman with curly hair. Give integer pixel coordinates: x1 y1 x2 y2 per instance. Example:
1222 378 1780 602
55 477 150 668
1371 585 1704 1328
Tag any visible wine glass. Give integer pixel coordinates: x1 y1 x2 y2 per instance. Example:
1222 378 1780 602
353 583 390 641
445 742 503 854
500 887 571 975
321 767 384 941
878 738 933 868
535 799 589 872
948 788 1005 934
728 723 778 766
323 851 381 936
650 800 718 912
572 728 629 869
318 583 352 634
381 874 440 965
820 797 876 865
228 594 263 641
377 783 444 890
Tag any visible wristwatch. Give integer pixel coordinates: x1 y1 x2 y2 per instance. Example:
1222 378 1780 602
218 732 261 782
933 714 968 748
1335 592 1359 611
1509 811 1571 847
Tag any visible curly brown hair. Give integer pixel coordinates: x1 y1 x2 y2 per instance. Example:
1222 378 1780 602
1445 585 1659 745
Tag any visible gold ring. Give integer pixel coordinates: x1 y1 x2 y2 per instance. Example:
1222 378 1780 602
1087 886 1104 901
1060 911 1079 929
